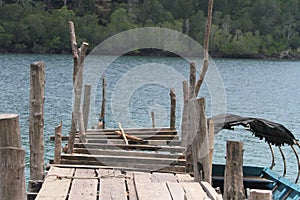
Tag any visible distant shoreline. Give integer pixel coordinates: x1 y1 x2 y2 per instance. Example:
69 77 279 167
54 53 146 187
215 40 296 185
1 49 300 60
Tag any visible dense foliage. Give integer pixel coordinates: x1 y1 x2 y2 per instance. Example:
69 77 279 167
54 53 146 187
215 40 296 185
1 0 300 57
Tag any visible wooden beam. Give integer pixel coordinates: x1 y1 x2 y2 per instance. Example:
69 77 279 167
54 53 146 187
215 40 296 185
249 189 272 200
29 62 45 181
181 80 189 148
189 62 196 99
151 111 156 128
223 141 245 200
0 114 26 200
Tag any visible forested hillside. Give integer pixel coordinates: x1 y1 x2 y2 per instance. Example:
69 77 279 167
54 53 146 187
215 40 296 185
1 0 300 58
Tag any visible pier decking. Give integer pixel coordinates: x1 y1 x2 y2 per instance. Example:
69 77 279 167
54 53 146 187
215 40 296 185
32 127 221 200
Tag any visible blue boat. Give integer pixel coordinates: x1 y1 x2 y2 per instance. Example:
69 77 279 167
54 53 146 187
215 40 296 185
212 113 300 199
212 164 300 200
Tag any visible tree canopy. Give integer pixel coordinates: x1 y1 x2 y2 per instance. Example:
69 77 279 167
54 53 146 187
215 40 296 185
0 0 300 58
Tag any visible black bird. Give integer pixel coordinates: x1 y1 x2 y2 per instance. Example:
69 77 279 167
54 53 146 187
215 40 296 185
211 113 300 183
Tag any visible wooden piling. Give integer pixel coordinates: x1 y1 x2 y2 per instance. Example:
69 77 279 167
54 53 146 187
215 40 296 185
151 111 155 128
29 61 45 181
0 114 26 200
54 121 62 164
208 119 214 184
99 77 106 129
83 84 91 131
181 80 189 148
192 98 210 183
170 88 176 130
223 141 245 200
68 21 89 153
189 62 196 99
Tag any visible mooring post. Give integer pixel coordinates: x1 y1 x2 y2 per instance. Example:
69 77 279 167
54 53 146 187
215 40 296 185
208 119 215 184
151 111 155 128
99 77 106 129
224 141 245 200
192 98 210 183
170 88 176 130
54 121 62 164
83 84 91 131
29 61 45 181
0 114 26 200
189 62 196 99
67 21 89 153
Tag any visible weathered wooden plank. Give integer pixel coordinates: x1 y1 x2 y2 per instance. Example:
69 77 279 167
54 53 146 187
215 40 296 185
72 148 185 159
175 174 194 182
201 181 222 200
58 159 186 173
35 167 75 200
166 182 185 200
74 143 184 153
50 134 179 141
126 172 138 200
99 169 127 200
87 127 176 134
134 172 172 200
83 139 181 146
61 154 185 166
180 182 208 200
68 169 98 200
151 172 178 183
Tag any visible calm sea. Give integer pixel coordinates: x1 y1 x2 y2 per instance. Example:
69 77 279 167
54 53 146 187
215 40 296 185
0 53 299 184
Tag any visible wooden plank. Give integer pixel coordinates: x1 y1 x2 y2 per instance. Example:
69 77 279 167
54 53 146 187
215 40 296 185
201 181 222 200
180 182 208 200
166 182 185 200
36 167 75 200
68 169 98 200
83 139 180 146
151 172 178 183
176 174 194 182
58 159 186 173
99 169 127 200
134 172 172 200
48 163 186 173
126 172 138 200
74 143 184 153
50 134 179 141
61 154 186 166
72 148 185 159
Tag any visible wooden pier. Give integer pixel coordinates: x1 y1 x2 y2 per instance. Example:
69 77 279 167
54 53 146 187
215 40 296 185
32 127 221 200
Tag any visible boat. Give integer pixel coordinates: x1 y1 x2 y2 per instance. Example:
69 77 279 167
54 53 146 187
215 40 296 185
211 113 300 199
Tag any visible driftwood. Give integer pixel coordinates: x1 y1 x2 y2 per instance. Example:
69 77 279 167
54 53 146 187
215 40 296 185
114 131 143 143
118 123 129 145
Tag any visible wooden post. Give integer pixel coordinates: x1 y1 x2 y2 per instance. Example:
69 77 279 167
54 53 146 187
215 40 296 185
0 114 26 200
181 80 189 148
192 98 210 183
195 0 214 96
223 141 245 200
249 189 272 200
54 121 62 164
151 111 155 128
83 84 92 131
189 62 196 99
208 119 214 185
67 21 89 153
170 88 176 130
99 77 106 129
29 61 45 181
